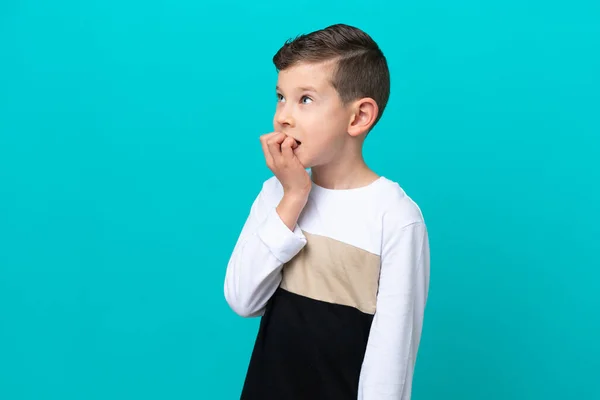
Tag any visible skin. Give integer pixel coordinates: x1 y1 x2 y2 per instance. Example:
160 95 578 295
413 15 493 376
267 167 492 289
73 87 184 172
259 60 380 231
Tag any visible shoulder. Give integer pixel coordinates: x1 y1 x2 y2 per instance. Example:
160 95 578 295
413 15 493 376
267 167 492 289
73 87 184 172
377 177 426 229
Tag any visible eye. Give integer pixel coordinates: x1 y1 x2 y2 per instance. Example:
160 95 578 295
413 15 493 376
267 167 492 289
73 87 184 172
301 96 313 104
277 93 285 103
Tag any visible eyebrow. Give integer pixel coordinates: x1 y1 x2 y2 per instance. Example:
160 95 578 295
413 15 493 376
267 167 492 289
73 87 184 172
276 85 318 93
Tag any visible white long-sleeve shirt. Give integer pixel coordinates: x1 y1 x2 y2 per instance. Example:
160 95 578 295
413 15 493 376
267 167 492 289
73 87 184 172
224 175 430 400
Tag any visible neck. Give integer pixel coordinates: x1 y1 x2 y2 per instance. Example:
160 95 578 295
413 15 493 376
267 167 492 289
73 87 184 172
310 151 379 190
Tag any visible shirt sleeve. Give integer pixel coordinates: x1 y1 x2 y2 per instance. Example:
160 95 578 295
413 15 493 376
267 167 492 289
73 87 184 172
357 217 430 399
224 180 307 317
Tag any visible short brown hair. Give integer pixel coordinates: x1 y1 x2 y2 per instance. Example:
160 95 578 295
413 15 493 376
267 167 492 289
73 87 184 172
273 24 390 128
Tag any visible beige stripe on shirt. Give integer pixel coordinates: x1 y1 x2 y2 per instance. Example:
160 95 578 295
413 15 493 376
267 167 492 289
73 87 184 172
280 231 381 315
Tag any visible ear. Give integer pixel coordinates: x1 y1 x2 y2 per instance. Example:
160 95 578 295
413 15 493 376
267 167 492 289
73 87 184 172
347 98 378 137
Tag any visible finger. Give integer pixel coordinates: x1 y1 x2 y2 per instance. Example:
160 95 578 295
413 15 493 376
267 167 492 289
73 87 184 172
260 132 279 142
260 132 282 166
260 133 277 166
267 133 286 163
281 136 296 160
266 132 286 147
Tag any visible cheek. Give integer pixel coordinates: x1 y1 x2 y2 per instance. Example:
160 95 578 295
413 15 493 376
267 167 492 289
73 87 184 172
299 108 346 156
305 132 344 166
306 110 339 136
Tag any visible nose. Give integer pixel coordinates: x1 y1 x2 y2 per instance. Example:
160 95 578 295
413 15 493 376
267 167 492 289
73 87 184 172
274 107 295 129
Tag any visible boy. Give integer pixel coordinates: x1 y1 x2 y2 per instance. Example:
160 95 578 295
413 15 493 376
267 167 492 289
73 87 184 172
224 23 430 400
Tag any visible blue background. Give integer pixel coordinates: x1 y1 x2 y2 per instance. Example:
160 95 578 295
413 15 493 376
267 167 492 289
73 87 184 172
1 1 599 399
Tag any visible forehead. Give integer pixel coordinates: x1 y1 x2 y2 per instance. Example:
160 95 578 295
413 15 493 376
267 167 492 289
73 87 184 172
276 61 336 91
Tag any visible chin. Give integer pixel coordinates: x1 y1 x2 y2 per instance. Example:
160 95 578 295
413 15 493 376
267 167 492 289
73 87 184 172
293 149 305 165
301 160 318 169
295 155 308 168
294 152 313 168
295 148 324 169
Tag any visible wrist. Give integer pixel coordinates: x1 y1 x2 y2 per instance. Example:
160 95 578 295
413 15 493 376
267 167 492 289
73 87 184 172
283 185 311 201
282 190 309 204
277 192 309 231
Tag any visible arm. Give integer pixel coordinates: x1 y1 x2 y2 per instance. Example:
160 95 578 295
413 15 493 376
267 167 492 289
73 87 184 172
358 219 430 399
224 180 308 317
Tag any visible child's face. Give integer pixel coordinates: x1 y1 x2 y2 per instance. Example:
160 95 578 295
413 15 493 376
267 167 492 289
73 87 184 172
273 61 352 168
